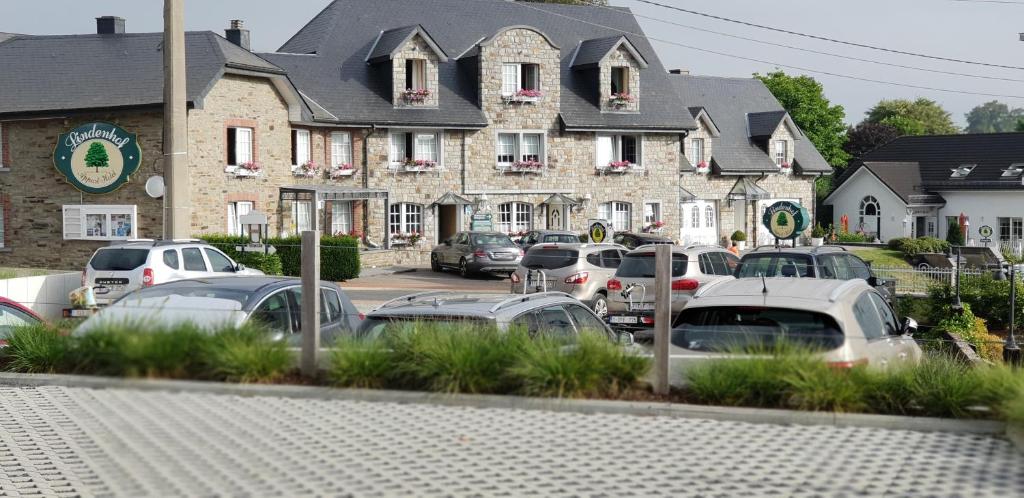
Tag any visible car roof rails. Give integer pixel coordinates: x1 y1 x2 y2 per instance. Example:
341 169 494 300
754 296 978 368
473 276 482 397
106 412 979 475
488 291 571 313
682 243 723 251
372 291 458 312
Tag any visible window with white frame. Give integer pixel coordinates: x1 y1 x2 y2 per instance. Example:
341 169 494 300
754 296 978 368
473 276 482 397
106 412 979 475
497 202 532 234
689 138 704 164
331 201 353 236
501 63 540 96
389 203 422 236
773 140 787 166
643 202 661 225
705 205 714 228
598 201 632 231
596 135 642 167
227 201 254 236
291 130 310 167
691 205 700 229
405 59 427 90
331 132 352 168
227 127 254 166
293 201 313 233
390 131 440 165
496 132 545 166
62 205 137 240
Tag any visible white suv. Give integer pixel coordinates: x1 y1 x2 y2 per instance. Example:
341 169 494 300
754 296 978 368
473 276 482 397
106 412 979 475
84 240 264 305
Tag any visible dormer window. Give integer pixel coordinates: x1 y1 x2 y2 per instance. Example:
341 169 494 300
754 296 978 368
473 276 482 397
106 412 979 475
690 138 705 165
502 63 540 97
773 140 788 167
406 59 426 91
611 67 629 95
1002 164 1024 178
951 164 976 178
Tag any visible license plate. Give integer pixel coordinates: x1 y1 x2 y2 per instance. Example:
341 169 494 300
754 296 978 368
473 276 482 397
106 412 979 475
609 316 638 324
629 303 656 311
491 254 514 261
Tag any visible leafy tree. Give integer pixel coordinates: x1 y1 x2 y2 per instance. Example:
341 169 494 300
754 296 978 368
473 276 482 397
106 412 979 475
946 219 964 246
755 71 849 168
1016 118 1024 132
865 98 958 135
84 142 109 171
843 122 900 159
965 100 1024 133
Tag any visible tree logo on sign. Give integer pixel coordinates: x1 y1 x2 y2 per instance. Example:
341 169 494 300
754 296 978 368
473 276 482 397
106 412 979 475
53 122 142 194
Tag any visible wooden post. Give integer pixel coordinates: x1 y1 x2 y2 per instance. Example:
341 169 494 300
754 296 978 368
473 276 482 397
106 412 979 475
653 244 672 395
163 0 190 239
301 230 321 378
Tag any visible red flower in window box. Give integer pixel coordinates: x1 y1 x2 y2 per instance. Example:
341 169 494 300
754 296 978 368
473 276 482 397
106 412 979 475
403 88 431 103
780 162 791 169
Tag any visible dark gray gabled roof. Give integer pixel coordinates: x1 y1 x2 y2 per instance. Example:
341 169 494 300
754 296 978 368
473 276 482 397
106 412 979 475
747 110 787 138
0 33 20 43
670 75 831 174
571 35 647 69
0 31 284 116
266 0 693 130
367 25 448 64
825 161 946 206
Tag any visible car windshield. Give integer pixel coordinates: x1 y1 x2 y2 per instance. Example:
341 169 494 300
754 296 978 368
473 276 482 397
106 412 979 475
358 316 489 339
521 249 579 270
89 248 150 271
472 234 515 247
616 253 687 278
111 286 253 308
672 306 844 352
542 234 579 244
735 254 816 278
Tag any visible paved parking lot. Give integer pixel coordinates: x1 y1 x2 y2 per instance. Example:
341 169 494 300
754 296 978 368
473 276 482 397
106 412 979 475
344 268 511 311
1 385 1023 497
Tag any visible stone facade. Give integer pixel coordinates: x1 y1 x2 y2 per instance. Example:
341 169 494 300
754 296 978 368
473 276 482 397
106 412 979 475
392 34 441 108
600 46 641 113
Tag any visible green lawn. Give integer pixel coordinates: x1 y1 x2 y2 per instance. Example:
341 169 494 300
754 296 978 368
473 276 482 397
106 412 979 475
851 249 911 269
0 268 54 280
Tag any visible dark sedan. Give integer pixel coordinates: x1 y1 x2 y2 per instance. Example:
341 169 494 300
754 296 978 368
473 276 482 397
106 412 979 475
431 231 524 277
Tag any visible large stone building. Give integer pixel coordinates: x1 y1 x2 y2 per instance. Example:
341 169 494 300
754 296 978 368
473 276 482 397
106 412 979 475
0 1 832 270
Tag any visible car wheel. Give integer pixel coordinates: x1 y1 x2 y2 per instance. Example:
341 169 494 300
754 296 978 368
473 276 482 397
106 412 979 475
459 258 470 278
431 254 441 272
592 294 609 318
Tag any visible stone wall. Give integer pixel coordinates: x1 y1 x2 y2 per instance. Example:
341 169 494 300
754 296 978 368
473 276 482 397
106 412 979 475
392 34 441 108
0 110 164 269
599 46 641 113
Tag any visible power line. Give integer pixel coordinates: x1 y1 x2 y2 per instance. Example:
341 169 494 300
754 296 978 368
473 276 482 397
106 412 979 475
508 0 1024 99
631 0 1024 71
950 0 1024 4
584 2 1024 83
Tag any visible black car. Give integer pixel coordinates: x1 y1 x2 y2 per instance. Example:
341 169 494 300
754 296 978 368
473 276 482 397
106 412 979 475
612 232 674 250
517 230 581 252
734 246 894 302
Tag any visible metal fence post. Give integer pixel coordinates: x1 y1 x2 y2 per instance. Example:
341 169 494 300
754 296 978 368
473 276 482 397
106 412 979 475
1006 265 1021 365
653 244 672 395
301 230 321 378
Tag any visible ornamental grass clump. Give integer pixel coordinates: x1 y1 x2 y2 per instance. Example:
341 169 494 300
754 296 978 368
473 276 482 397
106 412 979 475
328 337 398 389
511 331 650 398
2 323 73 374
72 321 208 378
199 324 292 383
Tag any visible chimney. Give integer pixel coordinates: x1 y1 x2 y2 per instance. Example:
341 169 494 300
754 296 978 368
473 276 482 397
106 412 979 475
668 69 689 75
225 19 250 51
96 16 125 35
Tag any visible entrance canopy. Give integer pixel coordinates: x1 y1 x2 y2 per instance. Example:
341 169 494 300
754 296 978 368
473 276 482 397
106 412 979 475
279 185 389 202
430 192 474 207
728 177 770 201
680 187 697 202
538 193 579 207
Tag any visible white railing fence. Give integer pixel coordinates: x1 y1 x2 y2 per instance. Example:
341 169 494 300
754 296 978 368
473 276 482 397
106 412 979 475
871 266 988 296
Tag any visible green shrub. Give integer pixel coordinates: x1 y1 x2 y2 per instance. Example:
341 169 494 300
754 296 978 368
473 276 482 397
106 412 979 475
927 275 1024 331
392 323 528 394
834 231 871 243
236 252 283 276
511 332 650 398
197 234 284 275
811 224 826 238
730 230 746 242
578 233 589 243
2 324 73 374
328 337 397 389
946 219 965 245
931 303 1001 362
200 325 292 383
685 348 815 408
887 237 949 257
73 321 208 378
267 234 360 281
783 361 869 412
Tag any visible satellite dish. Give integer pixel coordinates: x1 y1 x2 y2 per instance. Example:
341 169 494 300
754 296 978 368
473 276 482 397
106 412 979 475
145 176 165 199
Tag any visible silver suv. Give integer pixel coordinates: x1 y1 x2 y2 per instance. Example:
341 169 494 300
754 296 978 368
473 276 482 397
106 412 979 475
84 240 264 305
509 243 627 318
606 244 739 332
358 291 622 342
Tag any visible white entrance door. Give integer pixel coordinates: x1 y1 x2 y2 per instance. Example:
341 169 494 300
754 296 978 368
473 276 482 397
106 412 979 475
680 201 717 245
547 205 567 230
756 198 799 246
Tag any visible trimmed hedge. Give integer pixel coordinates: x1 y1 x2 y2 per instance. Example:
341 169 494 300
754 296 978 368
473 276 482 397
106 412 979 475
265 234 361 281
887 237 949 257
198 235 283 276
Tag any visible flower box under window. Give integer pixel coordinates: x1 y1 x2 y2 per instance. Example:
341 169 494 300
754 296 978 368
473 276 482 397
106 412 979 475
230 161 262 178
329 164 356 179
390 232 423 246
403 159 438 172
293 160 320 178
504 89 544 104
643 221 666 234
504 160 544 173
695 161 710 174
608 92 635 109
403 88 431 103
597 161 642 174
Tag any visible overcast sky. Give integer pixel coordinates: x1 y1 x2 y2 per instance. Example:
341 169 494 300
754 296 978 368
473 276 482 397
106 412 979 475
2 0 1021 127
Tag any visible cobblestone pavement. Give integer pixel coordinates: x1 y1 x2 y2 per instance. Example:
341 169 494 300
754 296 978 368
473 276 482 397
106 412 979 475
1 386 1023 497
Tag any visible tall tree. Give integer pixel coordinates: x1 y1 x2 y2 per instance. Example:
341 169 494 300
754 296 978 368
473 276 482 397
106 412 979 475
755 71 849 168
843 122 900 159
965 100 1024 133
864 98 958 135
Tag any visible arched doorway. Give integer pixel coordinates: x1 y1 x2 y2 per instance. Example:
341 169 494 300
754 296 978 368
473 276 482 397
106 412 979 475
859 196 881 238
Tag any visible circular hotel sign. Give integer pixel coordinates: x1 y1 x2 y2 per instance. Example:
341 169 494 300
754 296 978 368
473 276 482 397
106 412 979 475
54 123 142 194
589 220 611 244
761 201 810 240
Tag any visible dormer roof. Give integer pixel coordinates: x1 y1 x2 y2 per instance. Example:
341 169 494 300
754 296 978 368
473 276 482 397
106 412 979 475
688 106 721 137
366 24 449 64
570 35 648 69
746 110 795 139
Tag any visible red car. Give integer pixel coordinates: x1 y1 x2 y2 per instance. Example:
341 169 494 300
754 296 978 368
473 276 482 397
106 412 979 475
0 297 43 346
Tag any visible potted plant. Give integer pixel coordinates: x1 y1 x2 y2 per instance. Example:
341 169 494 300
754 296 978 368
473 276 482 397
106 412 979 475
403 88 431 103
608 92 635 109
329 163 355 178
296 159 319 178
811 223 826 247
731 230 747 251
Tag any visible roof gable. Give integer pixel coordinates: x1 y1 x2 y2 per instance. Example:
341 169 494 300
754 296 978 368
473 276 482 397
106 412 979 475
747 110 789 139
861 132 1024 191
366 25 449 64
570 35 647 69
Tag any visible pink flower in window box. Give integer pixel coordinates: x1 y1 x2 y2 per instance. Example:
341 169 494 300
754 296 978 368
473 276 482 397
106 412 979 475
511 160 544 171
298 160 320 177
608 160 632 170
780 162 791 169
238 161 261 173
515 89 544 98
609 92 635 107
329 163 355 178
403 88 431 103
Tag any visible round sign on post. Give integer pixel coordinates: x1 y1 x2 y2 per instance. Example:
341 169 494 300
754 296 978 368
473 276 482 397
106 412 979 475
761 201 811 241
53 122 142 194
979 225 994 238
588 219 611 244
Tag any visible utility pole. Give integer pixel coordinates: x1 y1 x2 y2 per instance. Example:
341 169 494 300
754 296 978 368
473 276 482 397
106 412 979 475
164 0 191 239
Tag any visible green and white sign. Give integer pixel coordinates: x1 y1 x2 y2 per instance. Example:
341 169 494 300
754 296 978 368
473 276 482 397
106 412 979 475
588 219 612 244
53 123 142 194
761 201 810 240
979 225 994 238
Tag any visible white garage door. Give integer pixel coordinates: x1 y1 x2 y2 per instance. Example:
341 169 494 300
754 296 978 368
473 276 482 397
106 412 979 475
680 201 718 246
756 198 799 246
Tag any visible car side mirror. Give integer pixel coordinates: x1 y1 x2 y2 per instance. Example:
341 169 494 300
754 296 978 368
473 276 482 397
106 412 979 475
867 276 884 287
617 331 635 347
235 263 246 272
901 317 918 337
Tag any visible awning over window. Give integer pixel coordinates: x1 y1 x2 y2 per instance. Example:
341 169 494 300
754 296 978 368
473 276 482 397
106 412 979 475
279 185 389 202
727 177 771 201
538 193 579 206
680 187 697 202
430 192 474 207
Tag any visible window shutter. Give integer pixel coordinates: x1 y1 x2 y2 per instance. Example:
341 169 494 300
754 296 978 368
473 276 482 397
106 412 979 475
596 136 613 166
405 60 414 90
405 133 414 161
62 206 84 240
290 130 297 166
227 128 237 166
